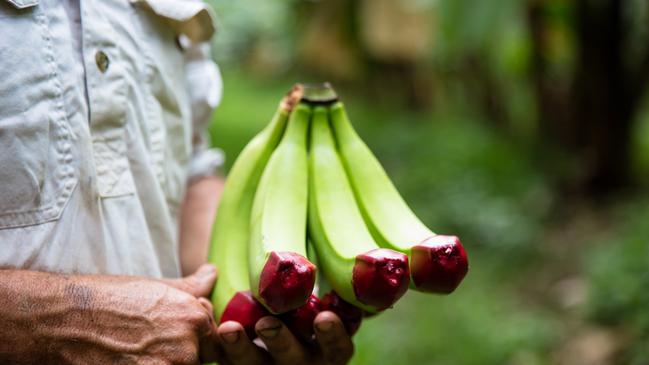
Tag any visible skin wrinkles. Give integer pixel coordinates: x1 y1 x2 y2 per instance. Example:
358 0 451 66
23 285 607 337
97 280 167 314
0 268 222 364
47 293 203 355
32 291 209 363
41 303 156 343
64 283 94 311
17 297 39 315
44 327 158 354
117 280 196 325
57 345 140 365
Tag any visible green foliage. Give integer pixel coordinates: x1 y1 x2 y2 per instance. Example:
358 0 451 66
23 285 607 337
585 200 649 364
434 0 539 137
351 256 557 365
204 0 297 63
632 111 649 183
436 0 528 65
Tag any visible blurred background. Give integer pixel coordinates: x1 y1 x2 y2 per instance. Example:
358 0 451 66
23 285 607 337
204 0 649 364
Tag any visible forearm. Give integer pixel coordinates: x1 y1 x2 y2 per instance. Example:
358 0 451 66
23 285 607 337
0 269 64 363
0 269 99 363
0 270 167 364
179 175 225 276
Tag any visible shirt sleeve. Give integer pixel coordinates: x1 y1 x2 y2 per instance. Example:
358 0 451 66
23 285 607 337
182 36 225 182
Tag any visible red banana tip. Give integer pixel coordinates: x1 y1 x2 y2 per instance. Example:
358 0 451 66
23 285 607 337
220 291 269 339
321 291 363 335
279 294 322 342
352 249 410 311
410 235 469 294
259 251 316 313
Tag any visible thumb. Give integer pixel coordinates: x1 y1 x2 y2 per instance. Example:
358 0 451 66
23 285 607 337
162 264 218 298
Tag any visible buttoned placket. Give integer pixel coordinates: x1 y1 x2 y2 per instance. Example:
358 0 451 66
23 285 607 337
79 0 135 198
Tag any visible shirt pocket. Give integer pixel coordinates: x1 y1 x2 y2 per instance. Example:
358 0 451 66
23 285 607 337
131 0 215 209
0 3 77 229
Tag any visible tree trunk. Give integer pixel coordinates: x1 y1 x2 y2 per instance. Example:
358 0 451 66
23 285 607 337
572 0 633 193
529 0 644 196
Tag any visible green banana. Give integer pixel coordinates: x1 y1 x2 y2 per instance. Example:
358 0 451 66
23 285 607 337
208 86 302 331
308 240 363 335
248 103 316 314
308 106 410 313
329 102 469 294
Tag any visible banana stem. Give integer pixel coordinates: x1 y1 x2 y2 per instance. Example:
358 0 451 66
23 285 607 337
280 84 306 112
301 82 339 105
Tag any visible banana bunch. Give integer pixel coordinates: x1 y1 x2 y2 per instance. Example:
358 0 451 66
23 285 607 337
209 84 469 341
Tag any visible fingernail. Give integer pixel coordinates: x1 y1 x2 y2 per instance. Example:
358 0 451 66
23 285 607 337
198 264 216 277
221 331 239 344
316 321 334 333
258 324 281 339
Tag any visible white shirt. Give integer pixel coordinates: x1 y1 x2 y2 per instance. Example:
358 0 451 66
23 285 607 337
0 0 222 278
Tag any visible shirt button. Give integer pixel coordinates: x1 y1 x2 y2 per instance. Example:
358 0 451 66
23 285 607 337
95 50 109 73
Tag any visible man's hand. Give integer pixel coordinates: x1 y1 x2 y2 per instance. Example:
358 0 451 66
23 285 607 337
168 264 357 364
0 264 223 364
217 311 355 365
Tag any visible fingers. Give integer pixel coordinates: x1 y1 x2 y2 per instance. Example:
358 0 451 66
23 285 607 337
198 297 215 320
314 311 354 365
162 264 218 298
197 297 222 363
255 316 309 365
218 321 270 365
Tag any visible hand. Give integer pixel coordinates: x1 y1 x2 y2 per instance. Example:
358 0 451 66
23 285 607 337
0 265 224 364
216 311 356 365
